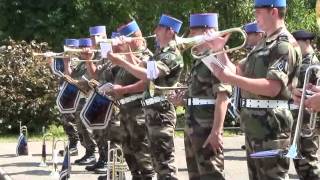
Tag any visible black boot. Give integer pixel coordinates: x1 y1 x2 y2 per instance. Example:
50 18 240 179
94 147 108 174
97 175 107 180
85 158 106 172
69 141 78 156
74 150 96 165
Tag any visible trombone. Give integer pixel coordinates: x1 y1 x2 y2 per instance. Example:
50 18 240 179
286 65 320 159
172 27 247 59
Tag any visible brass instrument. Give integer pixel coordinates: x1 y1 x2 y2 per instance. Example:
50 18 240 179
32 52 66 58
64 45 147 58
95 34 156 44
39 132 55 167
62 74 93 96
106 141 128 180
16 121 29 156
286 65 320 159
50 139 66 178
171 27 247 59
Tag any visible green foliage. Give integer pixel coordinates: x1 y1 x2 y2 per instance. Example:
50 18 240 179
47 124 67 138
0 39 59 134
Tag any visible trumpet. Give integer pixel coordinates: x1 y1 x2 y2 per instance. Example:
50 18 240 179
286 65 320 159
149 81 188 97
106 141 128 180
64 44 148 58
50 139 66 178
16 121 29 156
95 34 156 44
62 74 93 95
171 27 247 59
32 52 66 58
39 133 55 167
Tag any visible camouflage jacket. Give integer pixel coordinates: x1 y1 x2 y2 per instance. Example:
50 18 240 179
144 45 183 98
186 53 232 127
239 27 302 140
240 27 301 100
114 48 152 98
296 52 320 88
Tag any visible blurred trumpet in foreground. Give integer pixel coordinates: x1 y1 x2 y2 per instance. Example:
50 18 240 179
286 65 320 159
106 141 128 180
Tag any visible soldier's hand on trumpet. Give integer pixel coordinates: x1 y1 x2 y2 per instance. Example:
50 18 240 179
107 51 125 66
292 84 320 112
301 84 320 112
108 84 126 99
211 63 236 84
305 92 320 112
205 33 231 54
81 47 95 61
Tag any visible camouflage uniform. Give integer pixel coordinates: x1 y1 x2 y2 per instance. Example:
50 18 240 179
71 62 96 153
57 77 79 148
115 49 154 179
239 28 301 180
185 53 232 180
94 59 123 161
143 45 183 180
60 113 79 148
292 53 320 180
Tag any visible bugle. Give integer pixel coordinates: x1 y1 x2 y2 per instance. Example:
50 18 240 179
39 133 55 167
106 141 128 180
64 43 148 58
286 65 320 159
50 139 66 178
95 34 156 44
171 27 247 59
16 121 29 156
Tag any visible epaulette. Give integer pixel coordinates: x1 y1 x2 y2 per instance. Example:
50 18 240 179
277 34 289 42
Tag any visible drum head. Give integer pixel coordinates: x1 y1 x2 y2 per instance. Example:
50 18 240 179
80 91 113 130
56 82 81 113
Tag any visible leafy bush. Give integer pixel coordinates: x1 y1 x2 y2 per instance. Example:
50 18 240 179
0 39 59 134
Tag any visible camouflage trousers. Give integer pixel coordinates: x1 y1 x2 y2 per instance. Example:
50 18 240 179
75 98 96 153
245 135 291 180
95 106 123 161
119 105 154 178
144 101 177 180
60 113 79 147
184 125 225 180
291 116 320 180
240 108 294 180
